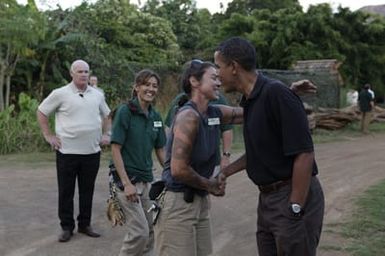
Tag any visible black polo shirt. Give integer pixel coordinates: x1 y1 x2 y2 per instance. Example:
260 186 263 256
358 89 373 112
240 73 318 186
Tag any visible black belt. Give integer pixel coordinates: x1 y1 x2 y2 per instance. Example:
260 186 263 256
166 186 208 197
258 179 291 193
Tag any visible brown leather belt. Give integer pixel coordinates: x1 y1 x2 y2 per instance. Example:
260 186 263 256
258 179 291 193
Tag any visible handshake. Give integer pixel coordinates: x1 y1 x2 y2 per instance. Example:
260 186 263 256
207 170 226 197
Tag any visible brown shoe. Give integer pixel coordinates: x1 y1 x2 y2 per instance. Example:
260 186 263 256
78 226 100 238
58 230 73 242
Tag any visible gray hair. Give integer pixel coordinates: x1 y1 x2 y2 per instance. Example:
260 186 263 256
70 60 89 73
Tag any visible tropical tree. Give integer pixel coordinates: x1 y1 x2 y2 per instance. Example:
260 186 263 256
14 0 182 105
57 0 182 106
225 0 301 17
333 7 385 93
0 0 45 110
142 0 215 59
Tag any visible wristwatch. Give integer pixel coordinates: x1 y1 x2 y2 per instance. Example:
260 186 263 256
223 151 231 157
289 203 303 216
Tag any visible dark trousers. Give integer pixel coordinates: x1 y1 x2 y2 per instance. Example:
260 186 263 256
56 151 100 231
257 176 324 256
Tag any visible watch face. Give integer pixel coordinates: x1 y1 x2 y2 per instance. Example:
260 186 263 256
291 204 301 214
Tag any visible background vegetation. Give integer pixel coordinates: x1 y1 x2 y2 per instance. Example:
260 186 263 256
1 0 385 154
342 178 385 255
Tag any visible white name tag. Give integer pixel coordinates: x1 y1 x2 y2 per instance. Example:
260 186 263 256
154 121 162 128
208 117 220 126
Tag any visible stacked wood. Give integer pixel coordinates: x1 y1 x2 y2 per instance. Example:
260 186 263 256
314 107 358 130
372 106 385 122
307 105 385 130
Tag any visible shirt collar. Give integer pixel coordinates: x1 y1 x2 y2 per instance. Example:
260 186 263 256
69 82 91 94
130 97 154 117
240 72 266 107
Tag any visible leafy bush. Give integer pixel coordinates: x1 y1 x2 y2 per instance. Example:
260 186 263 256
0 93 49 154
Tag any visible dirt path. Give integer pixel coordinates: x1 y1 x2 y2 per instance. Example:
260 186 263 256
1 133 384 256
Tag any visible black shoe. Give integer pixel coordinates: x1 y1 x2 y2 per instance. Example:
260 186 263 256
58 230 73 242
78 226 100 238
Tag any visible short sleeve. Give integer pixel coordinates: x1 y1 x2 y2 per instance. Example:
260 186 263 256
99 95 111 118
154 115 167 149
38 89 61 116
110 104 131 146
165 93 184 127
267 84 314 156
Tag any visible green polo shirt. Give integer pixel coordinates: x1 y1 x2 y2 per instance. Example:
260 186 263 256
111 98 166 182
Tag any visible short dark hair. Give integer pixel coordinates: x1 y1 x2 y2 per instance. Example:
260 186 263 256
216 37 256 71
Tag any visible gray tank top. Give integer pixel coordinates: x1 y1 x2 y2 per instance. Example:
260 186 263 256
162 101 222 196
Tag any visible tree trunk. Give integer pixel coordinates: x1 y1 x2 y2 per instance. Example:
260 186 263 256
37 53 48 101
0 64 5 111
4 53 19 109
5 75 11 108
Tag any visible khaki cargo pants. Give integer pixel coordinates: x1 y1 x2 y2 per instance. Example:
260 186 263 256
116 182 154 256
154 191 212 256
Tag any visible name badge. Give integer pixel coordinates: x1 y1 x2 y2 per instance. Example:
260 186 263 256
154 121 162 128
208 117 220 126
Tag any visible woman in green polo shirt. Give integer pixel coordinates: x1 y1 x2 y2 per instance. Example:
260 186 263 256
110 69 166 256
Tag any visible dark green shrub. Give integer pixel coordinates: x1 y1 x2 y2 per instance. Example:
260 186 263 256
0 93 50 154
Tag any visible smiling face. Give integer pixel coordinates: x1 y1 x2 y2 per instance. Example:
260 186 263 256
134 76 159 104
196 66 221 101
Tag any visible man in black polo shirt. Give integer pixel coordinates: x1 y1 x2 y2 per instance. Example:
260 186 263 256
215 37 324 256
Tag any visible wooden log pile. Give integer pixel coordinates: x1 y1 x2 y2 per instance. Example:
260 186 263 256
373 106 385 122
305 104 385 130
314 106 359 130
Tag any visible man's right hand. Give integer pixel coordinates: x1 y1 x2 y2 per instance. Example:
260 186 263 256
44 134 61 150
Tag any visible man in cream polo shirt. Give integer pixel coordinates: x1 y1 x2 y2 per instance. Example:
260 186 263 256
37 60 110 242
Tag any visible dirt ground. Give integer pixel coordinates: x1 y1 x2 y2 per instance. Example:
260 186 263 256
1 133 385 256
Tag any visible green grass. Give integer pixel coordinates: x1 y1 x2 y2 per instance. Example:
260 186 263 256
341 179 385 256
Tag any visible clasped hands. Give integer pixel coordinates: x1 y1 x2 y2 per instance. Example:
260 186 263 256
208 172 227 196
